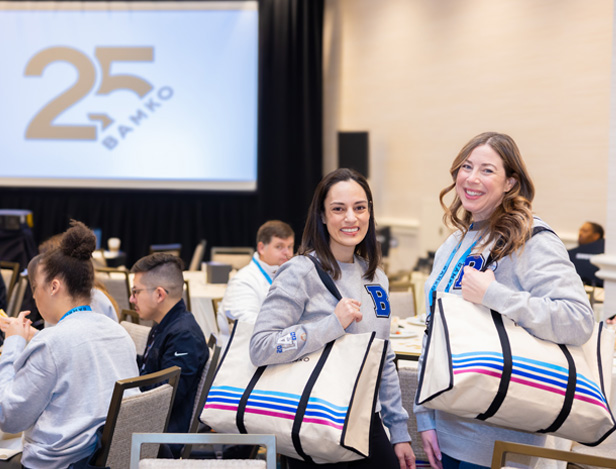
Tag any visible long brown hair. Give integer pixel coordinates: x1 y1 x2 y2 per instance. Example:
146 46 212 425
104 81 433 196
440 132 535 262
298 168 380 280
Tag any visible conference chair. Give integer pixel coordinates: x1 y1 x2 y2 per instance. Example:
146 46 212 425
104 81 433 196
6 273 28 317
397 364 429 464
95 267 132 311
210 297 223 335
120 320 152 355
0 261 20 302
210 247 254 271
131 433 276 469
91 366 181 469
491 440 616 469
180 335 222 459
120 308 141 324
389 290 415 319
150 243 182 258
183 279 192 312
188 239 207 271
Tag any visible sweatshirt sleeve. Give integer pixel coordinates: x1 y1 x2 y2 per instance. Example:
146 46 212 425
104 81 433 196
0 336 57 434
482 229 594 346
250 257 346 366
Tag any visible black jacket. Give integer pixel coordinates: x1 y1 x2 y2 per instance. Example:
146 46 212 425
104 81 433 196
568 238 605 287
139 299 208 436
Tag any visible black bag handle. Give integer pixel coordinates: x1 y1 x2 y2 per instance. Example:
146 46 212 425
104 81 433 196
306 255 343 301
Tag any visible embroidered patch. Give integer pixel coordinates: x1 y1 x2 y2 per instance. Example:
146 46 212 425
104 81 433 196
276 332 298 353
365 284 390 318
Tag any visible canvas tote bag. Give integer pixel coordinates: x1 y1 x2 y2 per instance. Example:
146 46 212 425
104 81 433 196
416 291 616 445
201 257 389 463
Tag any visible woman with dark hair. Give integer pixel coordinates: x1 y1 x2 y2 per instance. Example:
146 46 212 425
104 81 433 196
415 132 594 469
250 168 415 469
0 221 139 469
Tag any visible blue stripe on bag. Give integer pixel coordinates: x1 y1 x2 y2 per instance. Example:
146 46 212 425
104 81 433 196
451 352 609 409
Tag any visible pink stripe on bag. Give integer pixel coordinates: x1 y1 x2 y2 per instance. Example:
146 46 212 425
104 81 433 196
574 394 610 411
303 418 344 430
454 371 609 411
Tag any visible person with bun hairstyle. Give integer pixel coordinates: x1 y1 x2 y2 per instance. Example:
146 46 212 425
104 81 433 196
0 221 139 469
250 168 416 469
414 132 594 469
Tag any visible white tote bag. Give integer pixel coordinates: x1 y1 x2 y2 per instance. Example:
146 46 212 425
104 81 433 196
416 292 616 445
201 320 387 463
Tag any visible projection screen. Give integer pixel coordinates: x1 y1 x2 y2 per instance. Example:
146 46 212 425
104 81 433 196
0 1 259 190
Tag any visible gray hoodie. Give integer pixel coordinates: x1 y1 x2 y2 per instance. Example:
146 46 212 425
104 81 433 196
414 217 594 465
250 254 412 445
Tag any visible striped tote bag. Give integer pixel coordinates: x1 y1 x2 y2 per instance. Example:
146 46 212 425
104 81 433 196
416 292 616 445
201 320 387 463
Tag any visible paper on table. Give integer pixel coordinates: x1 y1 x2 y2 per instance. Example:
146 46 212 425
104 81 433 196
0 437 23 460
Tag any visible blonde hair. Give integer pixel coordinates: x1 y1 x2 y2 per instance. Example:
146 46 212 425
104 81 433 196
440 132 535 263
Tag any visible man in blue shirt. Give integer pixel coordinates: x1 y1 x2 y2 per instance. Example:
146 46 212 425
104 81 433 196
130 253 208 457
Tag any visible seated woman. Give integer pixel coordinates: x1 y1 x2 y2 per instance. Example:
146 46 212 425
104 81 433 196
0 221 139 469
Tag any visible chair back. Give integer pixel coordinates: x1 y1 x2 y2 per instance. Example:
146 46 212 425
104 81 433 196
150 244 182 257
120 321 152 355
6 273 28 317
389 290 415 319
96 268 132 312
0 261 20 300
210 247 254 270
397 364 429 463
94 366 181 468
188 240 207 272
183 279 192 312
131 433 276 469
491 440 616 469
209 297 223 335
180 336 222 459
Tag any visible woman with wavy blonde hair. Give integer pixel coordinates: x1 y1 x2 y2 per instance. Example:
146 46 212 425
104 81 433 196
414 132 594 469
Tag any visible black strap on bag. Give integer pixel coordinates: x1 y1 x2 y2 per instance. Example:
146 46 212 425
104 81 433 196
306 255 343 301
289 256 344 462
478 225 582 430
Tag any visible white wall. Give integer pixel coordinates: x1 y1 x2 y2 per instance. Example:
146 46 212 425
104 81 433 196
324 0 612 272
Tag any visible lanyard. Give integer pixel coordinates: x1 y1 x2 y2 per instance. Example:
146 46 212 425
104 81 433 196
252 257 272 285
428 235 480 307
141 327 158 371
59 305 92 323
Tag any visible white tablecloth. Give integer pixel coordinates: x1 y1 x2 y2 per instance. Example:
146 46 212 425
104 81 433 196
183 271 227 339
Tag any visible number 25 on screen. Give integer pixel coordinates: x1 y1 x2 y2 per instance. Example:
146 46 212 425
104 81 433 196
24 46 153 141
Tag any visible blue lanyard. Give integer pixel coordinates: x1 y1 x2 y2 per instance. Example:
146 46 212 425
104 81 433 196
252 257 272 285
59 305 92 323
428 236 480 307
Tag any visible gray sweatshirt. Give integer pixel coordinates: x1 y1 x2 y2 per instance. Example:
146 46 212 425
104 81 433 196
414 217 594 465
250 254 412 445
0 311 139 469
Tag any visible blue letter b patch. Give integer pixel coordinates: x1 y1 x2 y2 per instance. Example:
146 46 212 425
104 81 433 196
365 285 390 318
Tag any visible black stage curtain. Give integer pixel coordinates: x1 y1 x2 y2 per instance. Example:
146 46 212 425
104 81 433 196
0 0 323 267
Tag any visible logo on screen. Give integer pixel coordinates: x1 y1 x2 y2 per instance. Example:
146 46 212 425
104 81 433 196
24 46 173 150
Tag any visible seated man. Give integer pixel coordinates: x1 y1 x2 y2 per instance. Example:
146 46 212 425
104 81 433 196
217 220 294 345
130 253 208 457
568 221 605 287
